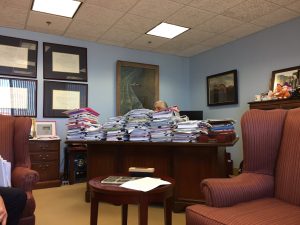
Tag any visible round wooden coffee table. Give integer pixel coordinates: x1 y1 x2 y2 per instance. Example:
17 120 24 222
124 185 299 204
89 176 175 225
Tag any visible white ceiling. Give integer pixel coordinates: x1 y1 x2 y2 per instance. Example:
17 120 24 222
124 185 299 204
1 0 300 57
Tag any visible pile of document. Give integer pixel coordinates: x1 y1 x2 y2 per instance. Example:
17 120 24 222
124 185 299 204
103 116 127 141
0 156 11 187
125 109 153 142
64 108 103 141
173 120 205 142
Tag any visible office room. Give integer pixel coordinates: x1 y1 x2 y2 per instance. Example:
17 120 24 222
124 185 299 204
0 0 300 225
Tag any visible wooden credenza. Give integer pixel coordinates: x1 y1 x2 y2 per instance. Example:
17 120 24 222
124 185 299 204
248 98 300 110
68 140 238 212
29 139 61 189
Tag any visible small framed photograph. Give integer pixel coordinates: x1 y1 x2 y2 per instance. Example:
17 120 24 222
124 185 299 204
0 77 37 116
271 66 300 91
43 81 88 118
116 60 159 115
35 121 56 138
0 35 38 78
207 70 238 106
43 42 87 81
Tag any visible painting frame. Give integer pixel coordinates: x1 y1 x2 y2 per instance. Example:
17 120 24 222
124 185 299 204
207 70 238 106
0 35 37 78
116 60 159 116
43 42 87 82
270 66 300 92
43 81 88 118
0 77 37 117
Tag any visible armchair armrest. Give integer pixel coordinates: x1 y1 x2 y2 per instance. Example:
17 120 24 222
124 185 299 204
11 166 39 192
201 172 274 207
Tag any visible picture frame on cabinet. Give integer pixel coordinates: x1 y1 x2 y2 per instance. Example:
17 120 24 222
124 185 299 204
0 35 37 78
116 60 159 116
270 66 300 92
35 121 57 138
43 81 88 118
207 70 238 106
43 42 87 81
0 77 37 116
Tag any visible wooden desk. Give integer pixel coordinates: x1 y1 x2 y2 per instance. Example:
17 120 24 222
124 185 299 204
248 98 300 110
89 176 174 225
67 140 238 211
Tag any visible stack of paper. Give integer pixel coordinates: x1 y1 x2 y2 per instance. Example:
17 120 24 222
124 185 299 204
120 177 171 192
103 116 127 141
173 120 204 142
64 107 103 141
0 156 11 187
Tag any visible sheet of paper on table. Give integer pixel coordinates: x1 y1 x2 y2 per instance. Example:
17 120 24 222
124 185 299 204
120 177 170 192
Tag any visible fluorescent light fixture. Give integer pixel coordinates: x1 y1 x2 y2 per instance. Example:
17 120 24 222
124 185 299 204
32 0 81 18
146 22 190 39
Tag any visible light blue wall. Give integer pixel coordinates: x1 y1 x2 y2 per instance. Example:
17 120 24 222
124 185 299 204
0 27 190 168
190 17 300 167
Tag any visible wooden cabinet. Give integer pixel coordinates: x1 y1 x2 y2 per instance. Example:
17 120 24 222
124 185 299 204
248 98 300 110
29 139 61 189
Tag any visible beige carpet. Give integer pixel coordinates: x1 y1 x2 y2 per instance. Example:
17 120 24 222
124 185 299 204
33 183 186 225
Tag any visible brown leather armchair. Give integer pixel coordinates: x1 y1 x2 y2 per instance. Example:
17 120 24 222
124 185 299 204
0 115 39 225
186 108 300 224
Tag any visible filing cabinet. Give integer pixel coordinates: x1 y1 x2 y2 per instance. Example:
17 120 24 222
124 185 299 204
29 139 61 189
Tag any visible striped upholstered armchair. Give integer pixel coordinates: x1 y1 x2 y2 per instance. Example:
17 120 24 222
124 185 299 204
186 108 300 224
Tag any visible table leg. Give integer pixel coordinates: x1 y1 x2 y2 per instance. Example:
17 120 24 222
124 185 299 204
90 197 99 225
122 204 128 225
164 197 172 225
138 201 148 225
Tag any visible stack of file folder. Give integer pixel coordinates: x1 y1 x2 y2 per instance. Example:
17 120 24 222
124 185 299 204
103 116 127 141
64 108 104 141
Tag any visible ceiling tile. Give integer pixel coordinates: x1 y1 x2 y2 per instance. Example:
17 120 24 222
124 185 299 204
86 0 139 12
99 28 141 45
175 43 210 57
169 0 194 4
114 14 160 34
189 0 245 14
174 28 215 43
1 0 32 9
0 6 28 29
222 0 280 22
129 0 184 20
224 23 264 38
157 38 196 52
251 8 299 27
65 20 111 41
75 3 124 26
128 34 169 49
286 0 300 13
266 0 298 6
26 11 72 36
165 6 216 28
97 39 127 47
196 15 243 33
200 34 235 47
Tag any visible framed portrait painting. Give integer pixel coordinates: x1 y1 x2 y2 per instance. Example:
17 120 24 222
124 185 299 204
43 81 88 118
0 77 37 116
0 35 37 78
116 60 159 116
207 70 238 106
271 66 299 91
43 42 87 81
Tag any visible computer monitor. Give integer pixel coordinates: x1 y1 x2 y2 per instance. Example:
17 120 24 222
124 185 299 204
180 111 203 120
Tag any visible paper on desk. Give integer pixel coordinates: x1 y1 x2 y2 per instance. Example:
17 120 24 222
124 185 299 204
120 177 170 192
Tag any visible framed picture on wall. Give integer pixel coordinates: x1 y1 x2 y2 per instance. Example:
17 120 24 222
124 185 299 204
116 60 159 116
43 81 88 118
43 42 87 81
207 70 238 106
0 77 37 116
270 66 300 91
0 35 37 78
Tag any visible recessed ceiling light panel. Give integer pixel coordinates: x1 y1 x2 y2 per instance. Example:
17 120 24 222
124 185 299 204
146 22 190 39
32 0 81 18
